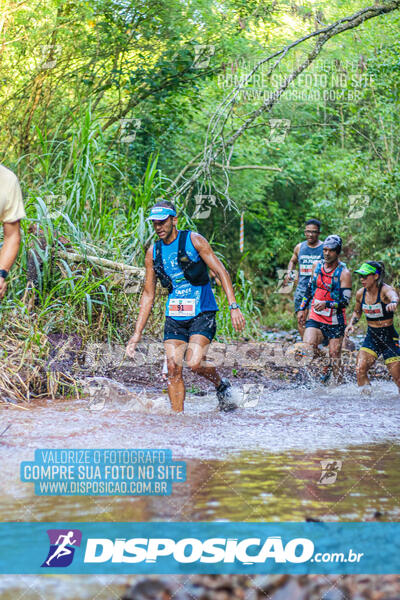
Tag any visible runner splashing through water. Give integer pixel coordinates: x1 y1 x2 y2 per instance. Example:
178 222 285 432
297 235 352 383
126 201 245 413
345 261 400 393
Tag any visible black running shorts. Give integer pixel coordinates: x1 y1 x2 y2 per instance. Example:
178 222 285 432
164 311 217 343
305 318 346 340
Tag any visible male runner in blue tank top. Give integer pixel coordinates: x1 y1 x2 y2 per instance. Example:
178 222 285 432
284 219 323 337
345 261 400 392
126 201 246 413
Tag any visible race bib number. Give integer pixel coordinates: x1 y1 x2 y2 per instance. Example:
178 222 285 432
168 298 196 317
363 303 384 318
313 304 332 317
300 265 313 276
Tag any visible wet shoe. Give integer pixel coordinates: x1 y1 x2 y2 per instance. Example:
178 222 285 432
320 366 332 384
216 378 237 412
360 385 372 396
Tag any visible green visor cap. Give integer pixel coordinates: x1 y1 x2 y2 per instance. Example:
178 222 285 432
354 262 378 276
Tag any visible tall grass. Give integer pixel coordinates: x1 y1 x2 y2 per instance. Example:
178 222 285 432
3 110 199 342
215 268 262 341
0 109 263 399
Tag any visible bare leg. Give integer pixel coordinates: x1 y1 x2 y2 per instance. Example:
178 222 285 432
164 339 187 412
297 315 305 339
356 350 377 388
328 337 344 383
303 326 323 357
296 309 309 339
186 334 221 387
387 360 400 393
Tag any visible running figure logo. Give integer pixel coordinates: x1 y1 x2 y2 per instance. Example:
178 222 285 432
41 529 82 567
319 460 342 485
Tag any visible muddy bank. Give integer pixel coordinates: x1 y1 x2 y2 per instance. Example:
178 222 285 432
81 334 391 393
4 330 389 406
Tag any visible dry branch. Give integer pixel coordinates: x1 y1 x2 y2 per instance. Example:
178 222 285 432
193 162 282 172
170 1 400 202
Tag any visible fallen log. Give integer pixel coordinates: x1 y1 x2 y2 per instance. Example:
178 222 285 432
57 250 147 293
58 251 144 275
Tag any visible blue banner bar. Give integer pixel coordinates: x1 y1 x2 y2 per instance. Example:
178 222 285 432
0 522 399 574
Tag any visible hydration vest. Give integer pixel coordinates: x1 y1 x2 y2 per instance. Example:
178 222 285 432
153 230 210 294
311 260 346 301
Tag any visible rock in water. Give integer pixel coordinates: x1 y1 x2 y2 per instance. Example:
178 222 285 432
122 578 172 600
122 577 190 600
253 575 289 594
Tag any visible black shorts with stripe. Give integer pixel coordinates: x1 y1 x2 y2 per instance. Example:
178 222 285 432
361 324 400 364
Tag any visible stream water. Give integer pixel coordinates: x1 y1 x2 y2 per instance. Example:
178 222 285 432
1 379 400 598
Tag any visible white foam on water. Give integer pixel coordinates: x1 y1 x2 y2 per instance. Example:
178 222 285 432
2 379 400 463
82 376 171 414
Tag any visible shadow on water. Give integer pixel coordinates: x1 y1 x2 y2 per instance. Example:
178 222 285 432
1 441 400 522
183 444 400 522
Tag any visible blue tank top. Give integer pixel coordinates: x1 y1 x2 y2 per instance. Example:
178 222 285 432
153 231 218 321
297 241 324 291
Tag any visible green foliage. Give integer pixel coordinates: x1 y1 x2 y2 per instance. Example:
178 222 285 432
1 0 400 336
215 267 262 340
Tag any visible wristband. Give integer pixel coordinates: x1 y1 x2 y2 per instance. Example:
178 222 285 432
325 301 338 309
0 269 8 280
299 296 310 311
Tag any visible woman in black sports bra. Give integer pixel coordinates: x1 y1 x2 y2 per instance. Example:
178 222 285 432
345 261 400 392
